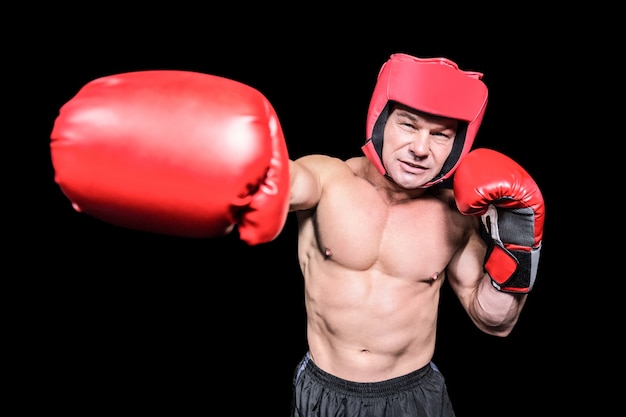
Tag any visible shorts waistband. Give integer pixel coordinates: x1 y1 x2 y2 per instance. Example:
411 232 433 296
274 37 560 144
298 352 434 397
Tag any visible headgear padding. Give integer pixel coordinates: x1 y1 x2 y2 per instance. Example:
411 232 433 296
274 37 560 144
362 53 488 188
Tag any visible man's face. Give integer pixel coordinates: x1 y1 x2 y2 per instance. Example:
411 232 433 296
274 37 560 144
381 104 458 189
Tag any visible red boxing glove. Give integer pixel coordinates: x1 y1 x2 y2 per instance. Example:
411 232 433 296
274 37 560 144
50 71 290 245
453 148 545 293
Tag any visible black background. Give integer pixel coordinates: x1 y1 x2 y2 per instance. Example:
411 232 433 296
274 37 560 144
18 7 590 416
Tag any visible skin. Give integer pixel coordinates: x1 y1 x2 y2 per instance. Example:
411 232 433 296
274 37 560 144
289 104 527 382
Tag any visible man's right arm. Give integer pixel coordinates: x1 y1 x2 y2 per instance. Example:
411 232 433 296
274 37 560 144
289 156 325 212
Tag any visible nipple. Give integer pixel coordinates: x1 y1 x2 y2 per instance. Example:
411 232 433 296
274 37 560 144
431 272 440 281
324 248 332 258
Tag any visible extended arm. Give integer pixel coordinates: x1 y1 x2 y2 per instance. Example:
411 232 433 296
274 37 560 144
289 155 338 212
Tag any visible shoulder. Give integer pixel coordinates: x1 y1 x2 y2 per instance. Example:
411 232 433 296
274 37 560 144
296 154 361 178
295 153 345 166
290 155 361 212
431 187 479 230
430 187 456 209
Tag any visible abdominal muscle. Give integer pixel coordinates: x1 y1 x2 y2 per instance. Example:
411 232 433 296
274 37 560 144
298 224 447 382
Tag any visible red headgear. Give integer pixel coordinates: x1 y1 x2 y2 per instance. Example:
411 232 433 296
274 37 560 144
362 53 488 187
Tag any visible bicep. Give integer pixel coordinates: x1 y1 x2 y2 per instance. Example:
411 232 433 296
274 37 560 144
289 156 324 211
446 218 487 308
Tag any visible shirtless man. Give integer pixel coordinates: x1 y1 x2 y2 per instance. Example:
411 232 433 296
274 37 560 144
50 53 545 417
286 54 544 416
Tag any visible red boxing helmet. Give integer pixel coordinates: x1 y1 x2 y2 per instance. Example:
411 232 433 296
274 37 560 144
362 53 488 188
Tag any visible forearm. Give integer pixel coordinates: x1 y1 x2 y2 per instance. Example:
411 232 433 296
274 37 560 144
470 274 528 337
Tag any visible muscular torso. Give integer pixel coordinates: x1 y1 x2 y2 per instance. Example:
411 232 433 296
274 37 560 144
295 157 471 382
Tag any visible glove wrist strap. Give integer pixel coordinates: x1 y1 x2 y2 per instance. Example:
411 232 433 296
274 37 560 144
481 205 542 294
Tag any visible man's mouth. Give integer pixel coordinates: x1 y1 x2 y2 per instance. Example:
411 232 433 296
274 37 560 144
401 160 426 171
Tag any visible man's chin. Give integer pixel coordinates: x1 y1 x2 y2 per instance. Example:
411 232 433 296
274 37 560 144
386 173 431 190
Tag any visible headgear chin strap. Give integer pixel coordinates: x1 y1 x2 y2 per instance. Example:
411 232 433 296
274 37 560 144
362 53 488 188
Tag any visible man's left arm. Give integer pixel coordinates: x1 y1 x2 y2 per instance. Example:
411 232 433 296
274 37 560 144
451 148 545 334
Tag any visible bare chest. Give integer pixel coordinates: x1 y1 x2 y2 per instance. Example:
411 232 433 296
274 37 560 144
312 187 466 279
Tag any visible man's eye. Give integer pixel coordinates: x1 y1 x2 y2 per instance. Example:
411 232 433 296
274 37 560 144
432 132 453 140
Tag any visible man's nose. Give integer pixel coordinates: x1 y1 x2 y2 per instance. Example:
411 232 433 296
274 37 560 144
409 134 430 157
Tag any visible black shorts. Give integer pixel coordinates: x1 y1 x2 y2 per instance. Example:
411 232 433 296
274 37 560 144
291 352 455 417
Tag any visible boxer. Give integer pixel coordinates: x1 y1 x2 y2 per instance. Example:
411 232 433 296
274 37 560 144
51 53 544 416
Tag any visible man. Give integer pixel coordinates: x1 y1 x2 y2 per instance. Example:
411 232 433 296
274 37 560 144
287 54 543 415
50 53 544 416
